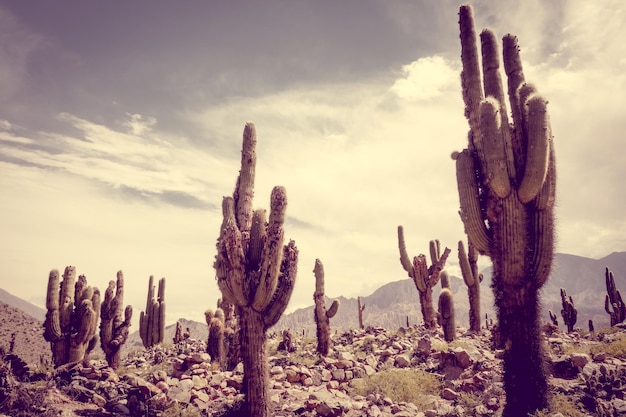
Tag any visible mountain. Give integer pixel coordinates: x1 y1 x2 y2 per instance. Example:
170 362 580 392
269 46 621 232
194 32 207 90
0 288 46 321
274 252 626 335
0 301 51 366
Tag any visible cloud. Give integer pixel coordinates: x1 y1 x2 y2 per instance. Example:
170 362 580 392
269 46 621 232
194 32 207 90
390 56 459 101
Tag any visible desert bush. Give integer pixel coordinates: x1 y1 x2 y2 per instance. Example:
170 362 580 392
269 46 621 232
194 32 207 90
590 334 626 359
350 368 440 409
532 392 586 417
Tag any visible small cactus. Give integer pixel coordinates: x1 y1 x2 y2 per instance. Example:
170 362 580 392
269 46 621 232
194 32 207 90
357 296 366 330
206 308 225 368
604 267 626 326
139 276 166 348
100 271 132 369
548 310 559 327
313 259 340 356
458 240 482 332
397 227 450 328
43 267 100 366
560 288 577 333
438 288 456 342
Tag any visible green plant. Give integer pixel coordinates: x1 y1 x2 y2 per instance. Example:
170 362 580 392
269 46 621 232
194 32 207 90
139 276 166 348
100 270 132 369
454 5 556 416
313 259 340 356
458 240 482 332
604 267 626 326
214 122 298 417
397 230 451 328
351 369 440 409
438 288 455 342
43 267 100 366
560 288 578 333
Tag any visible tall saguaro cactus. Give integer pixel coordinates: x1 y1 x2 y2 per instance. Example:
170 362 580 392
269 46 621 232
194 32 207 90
100 271 133 369
313 259 340 356
605 267 626 326
139 276 166 348
458 240 482 332
453 5 556 416
43 267 100 366
214 122 298 417
397 227 450 328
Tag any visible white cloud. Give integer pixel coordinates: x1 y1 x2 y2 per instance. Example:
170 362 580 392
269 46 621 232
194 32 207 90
390 56 459 101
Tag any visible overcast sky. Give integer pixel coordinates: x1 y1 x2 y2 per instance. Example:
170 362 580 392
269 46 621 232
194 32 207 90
1 0 624 328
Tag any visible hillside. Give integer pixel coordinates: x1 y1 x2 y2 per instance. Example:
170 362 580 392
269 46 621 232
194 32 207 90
0 302 50 366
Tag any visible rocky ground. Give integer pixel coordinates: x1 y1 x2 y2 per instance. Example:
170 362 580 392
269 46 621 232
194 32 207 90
1 322 625 417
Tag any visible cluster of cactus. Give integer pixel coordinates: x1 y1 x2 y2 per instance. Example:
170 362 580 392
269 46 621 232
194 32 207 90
173 322 190 344
559 288 578 333
139 276 166 348
43 267 100 366
214 123 299 417
277 329 296 353
453 5 556 415
438 288 456 342
582 364 626 412
458 240 482 332
604 267 626 326
313 259 340 356
100 271 133 369
357 296 365 330
397 228 450 328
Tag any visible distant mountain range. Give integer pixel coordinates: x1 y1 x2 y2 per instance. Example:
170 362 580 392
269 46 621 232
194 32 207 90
2 251 625 364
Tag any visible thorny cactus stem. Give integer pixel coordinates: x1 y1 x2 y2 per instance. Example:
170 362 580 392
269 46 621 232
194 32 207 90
605 267 626 326
43 267 100 366
438 288 456 342
313 259 340 356
454 5 556 416
397 227 450 328
357 296 366 330
214 123 298 417
100 271 132 369
560 288 577 333
458 240 482 332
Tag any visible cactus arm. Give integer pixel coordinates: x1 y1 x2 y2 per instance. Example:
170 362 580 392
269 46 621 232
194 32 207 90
234 122 256 235
253 187 287 311
458 241 475 287
263 240 298 329
326 300 340 319
479 97 511 198
397 226 415 276
518 96 551 203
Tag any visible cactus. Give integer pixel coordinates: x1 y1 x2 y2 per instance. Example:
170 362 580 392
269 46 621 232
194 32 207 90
205 308 225 368
214 123 298 417
439 270 451 289
438 288 456 342
559 288 577 333
100 271 132 369
139 276 166 348
604 267 626 326
313 259 340 356
454 5 556 415
588 319 595 334
357 296 366 330
397 227 451 328
548 310 559 327
216 298 240 371
43 267 100 366
458 240 482 332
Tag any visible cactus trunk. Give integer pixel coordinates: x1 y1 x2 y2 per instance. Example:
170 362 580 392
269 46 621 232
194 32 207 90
100 271 132 369
240 308 269 417
313 259 339 356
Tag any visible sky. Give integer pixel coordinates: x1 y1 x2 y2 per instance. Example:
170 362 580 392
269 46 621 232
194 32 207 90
1 0 625 329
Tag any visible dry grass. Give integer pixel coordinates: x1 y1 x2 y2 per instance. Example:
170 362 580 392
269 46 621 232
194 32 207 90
350 368 441 410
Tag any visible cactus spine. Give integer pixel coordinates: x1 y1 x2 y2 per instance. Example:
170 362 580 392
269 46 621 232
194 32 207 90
313 259 340 356
604 267 626 326
100 271 132 369
458 240 482 332
214 123 298 417
43 267 100 366
454 5 556 415
357 296 365 330
559 288 577 333
438 288 456 342
139 276 166 348
397 227 451 328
